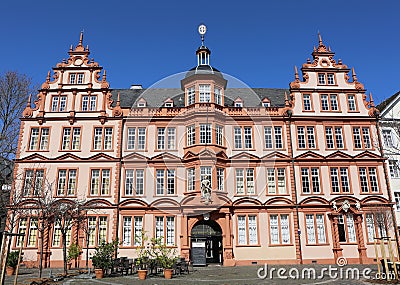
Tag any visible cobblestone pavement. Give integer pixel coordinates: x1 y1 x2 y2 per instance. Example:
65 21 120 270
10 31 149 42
4 264 390 285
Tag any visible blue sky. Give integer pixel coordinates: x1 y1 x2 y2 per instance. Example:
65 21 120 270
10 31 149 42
0 0 398 104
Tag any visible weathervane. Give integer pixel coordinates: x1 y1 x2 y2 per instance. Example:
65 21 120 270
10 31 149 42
198 24 207 46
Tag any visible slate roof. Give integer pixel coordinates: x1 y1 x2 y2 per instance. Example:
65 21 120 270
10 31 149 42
111 88 288 108
377 91 400 113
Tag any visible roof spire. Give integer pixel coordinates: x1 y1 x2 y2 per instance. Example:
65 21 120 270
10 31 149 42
284 91 290 107
352 67 358 81
116 92 121 106
79 31 84 46
369 92 375 107
318 32 323 46
46 71 51 82
294 66 299 80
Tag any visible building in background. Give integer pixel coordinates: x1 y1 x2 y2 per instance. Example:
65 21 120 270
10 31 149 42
9 29 394 267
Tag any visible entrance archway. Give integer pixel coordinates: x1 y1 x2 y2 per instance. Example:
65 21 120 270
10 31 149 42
191 220 223 264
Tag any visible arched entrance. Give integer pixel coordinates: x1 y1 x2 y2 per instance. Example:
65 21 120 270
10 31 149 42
191 220 223 265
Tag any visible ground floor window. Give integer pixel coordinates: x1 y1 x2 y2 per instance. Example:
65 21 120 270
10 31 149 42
155 216 175 246
269 214 290 245
237 214 258 245
305 213 326 244
337 214 356 243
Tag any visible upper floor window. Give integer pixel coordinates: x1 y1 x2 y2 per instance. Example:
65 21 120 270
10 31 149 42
269 214 290 245
125 169 144 196
127 127 146 150
216 125 223 146
301 167 321 194
23 169 44 196
305 214 326 245
347 95 357 111
200 166 212 188
199 84 211 102
61 127 81 150
187 168 195 192
237 215 258 245
359 167 379 193
187 86 195 105
389 160 400 178
217 167 224 191
81 95 97 111
330 167 350 193
266 168 286 194
262 102 270 107
157 127 176 150
320 94 339 111
214 88 222 105
325 126 344 149
382 130 394 148
200 124 211 144
56 169 77 196
69 73 84 84
234 102 243 107
236 168 255 195
318 73 335 85
302 94 312 111
394 192 400 211
187 125 195 146
156 169 175 195
93 127 113 150
90 169 110 196
51 95 67 112
264 126 283 149
353 127 371 149
29 127 49 151
297 126 316 149
234 126 253 149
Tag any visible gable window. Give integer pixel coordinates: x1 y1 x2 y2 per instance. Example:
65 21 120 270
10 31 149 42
214 87 222 105
235 168 255 195
353 127 371 149
56 169 77 196
382 130 394 148
81 95 97 111
237 215 258 245
266 168 286 194
325 126 344 149
127 127 146 150
389 161 400 178
269 214 291 245
61 127 81 150
338 214 356 243
199 84 211 102
302 94 312 111
330 167 350 193
156 169 175 195
359 167 379 193
264 126 283 149
93 127 113 150
187 125 195 146
347 95 357 111
51 95 67 112
29 127 50 151
125 169 144 196
23 169 44 196
301 167 321 194
318 73 326 85
187 86 195 105
90 169 111 196
318 73 335 85
305 214 326 244
321 94 339 111
69 72 84 84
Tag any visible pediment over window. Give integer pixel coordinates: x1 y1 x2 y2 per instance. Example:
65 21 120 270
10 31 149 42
230 152 260 162
19 153 49 162
56 153 82 161
123 152 148 161
262 151 290 161
88 153 117 161
295 151 325 160
325 151 353 160
150 152 181 163
353 151 382 160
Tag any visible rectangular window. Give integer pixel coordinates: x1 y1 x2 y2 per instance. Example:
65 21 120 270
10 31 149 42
347 95 357 111
51 96 67 112
187 125 195 146
200 166 212 189
389 161 400 178
297 127 306 148
199 84 211 102
156 169 175 195
235 126 253 149
52 219 61 247
200 124 212 144
61 127 81 150
270 214 290 245
187 168 195 191
334 127 344 148
127 128 136 150
325 127 344 149
382 130 394 148
274 127 283 148
321 94 339 111
325 127 334 149
237 215 258 245
216 125 223 146
318 73 326 85
366 213 375 243
127 127 146 150
263 126 283 149
338 214 356 243
394 192 400 211
134 216 143 246
88 217 97 246
122 217 132 246
214 88 222 105
330 95 338 111
321 95 329 111
168 128 176 149
125 169 144 196
303 94 312 111
29 127 50 151
327 73 335 85
81 95 97 111
187 86 195 105
353 127 371 149
236 168 255 195
267 168 286 194
359 167 379 193
157 128 165 149
234 127 242 149
98 217 108 244
77 73 84 84
93 127 113 150
69 73 84 84
57 169 77 196
353 127 362 149
27 218 38 247
137 128 146 149
297 126 316 149
90 169 111 196
23 169 44 196
217 168 224 191
306 214 326 244
264 127 273 148
155 216 175 246
330 167 350 193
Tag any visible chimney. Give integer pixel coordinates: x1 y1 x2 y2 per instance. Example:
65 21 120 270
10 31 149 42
130 84 143 89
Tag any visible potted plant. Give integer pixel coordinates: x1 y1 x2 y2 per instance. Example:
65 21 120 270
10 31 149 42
135 231 151 280
6 251 21 276
91 239 118 279
67 243 81 270
155 239 178 279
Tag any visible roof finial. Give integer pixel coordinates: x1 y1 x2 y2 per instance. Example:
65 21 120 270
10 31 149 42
284 91 289 107
116 92 121 106
318 32 323 46
352 67 358 81
79 31 84 46
198 24 207 46
294 66 299 80
369 92 375 107
27 93 32 107
70 44 73 51
46 71 51 82
102 69 107 81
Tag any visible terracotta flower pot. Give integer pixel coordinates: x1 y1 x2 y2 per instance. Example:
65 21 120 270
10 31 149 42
94 268 104 279
164 268 173 279
67 263 72 270
6 266 15 276
138 269 147 280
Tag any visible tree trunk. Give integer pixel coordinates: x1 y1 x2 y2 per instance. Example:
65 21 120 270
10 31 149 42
62 232 67 275
38 223 44 278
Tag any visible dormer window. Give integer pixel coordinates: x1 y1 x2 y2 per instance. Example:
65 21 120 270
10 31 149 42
165 102 173 107
235 102 243 107
187 86 195 105
69 73 84 84
137 103 146 107
262 102 270 107
199 84 211 102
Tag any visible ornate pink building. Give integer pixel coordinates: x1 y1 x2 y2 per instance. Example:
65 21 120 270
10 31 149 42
11 31 394 267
